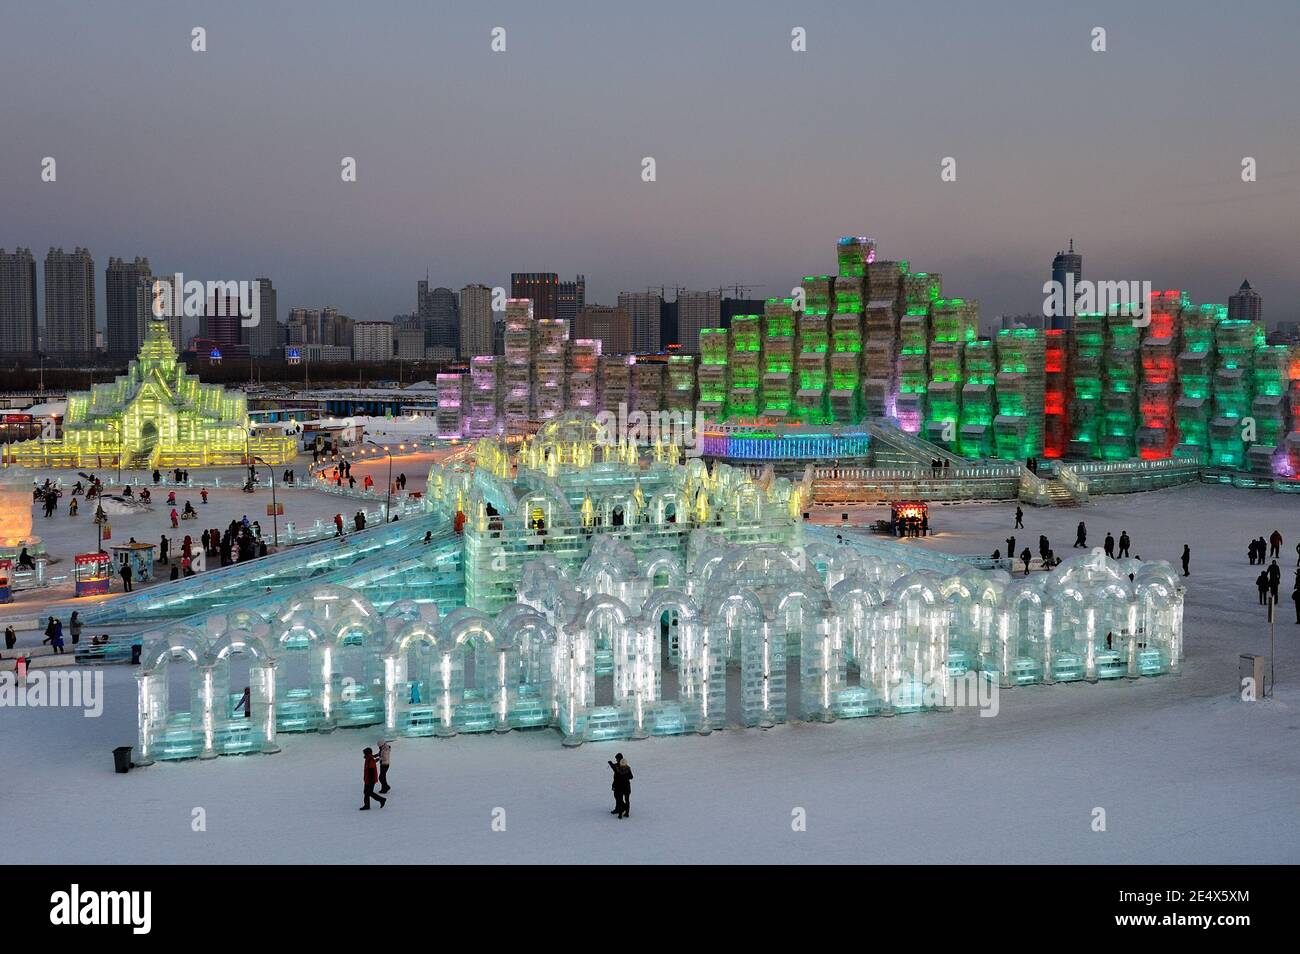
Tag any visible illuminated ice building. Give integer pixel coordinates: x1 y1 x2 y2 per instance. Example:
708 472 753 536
417 233 1297 484
4 318 295 469
133 413 1184 760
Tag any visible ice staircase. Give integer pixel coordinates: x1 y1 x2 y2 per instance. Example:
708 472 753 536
864 418 968 469
1044 479 1079 507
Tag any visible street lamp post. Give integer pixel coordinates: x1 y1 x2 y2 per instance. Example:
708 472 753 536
366 441 394 523
253 454 279 549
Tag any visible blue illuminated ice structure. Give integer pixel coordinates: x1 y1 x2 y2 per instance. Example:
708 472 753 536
133 413 1185 760
135 538 1184 759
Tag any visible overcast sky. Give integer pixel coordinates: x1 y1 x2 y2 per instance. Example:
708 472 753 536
2 0 1297 330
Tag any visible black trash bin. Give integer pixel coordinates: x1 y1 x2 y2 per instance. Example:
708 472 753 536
112 746 133 774
130 643 142 665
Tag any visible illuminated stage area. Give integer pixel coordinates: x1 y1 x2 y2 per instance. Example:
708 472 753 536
3 320 295 470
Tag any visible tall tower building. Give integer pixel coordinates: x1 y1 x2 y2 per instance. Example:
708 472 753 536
459 283 494 358
244 277 281 357
557 274 586 329
617 291 662 353
1050 239 1082 331
0 247 39 357
44 247 96 358
418 281 459 352
675 289 721 354
106 256 153 361
1228 279 1263 324
511 273 558 322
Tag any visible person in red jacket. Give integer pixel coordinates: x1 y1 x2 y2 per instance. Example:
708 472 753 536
360 747 386 810
334 513 344 537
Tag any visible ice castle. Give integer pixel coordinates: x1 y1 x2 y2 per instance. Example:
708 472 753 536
133 413 1185 762
4 318 294 470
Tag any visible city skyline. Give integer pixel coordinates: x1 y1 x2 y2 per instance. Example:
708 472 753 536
3 1 1298 336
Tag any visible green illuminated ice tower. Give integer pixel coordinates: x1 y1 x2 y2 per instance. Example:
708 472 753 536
894 269 941 433
761 298 797 419
794 277 834 422
1067 311 1105 457
829 274 865 423
924 297 978 451
1173 303 1222 464
862 259 906 419
697 327 729 419
993 328 1046 461
727 315 762 417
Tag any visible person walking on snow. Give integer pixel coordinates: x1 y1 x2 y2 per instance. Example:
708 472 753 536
1267 560 1281 603
608 753 633 819
1269 529 1283 560
1073 522 1086 548
1103 533 1115 558
1020 548 1033 576
376 739 392 793
360 748 386 810
1181 544 1191 578
1118 531 1130 559
1257 571 1270 605
1014 506 1024 529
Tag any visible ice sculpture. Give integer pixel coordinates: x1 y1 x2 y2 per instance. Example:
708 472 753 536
136 417 1187 760
6 320 294 469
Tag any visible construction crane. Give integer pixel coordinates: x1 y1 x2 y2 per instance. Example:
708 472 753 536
716 284 765 299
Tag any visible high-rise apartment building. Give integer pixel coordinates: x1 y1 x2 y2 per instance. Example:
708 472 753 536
200 285 249 360
418 283 459 352
1228 279 1263 324
395 320 425 361
44 247 96 358
106 256 153 361
557 274 586 329
617 291 662 353
243 277 281 357
511 273 558 322
0 247 39 357
575 305 632 356
286 307 352 349
353 321 395 362
675 289 721 354
459 283 494 358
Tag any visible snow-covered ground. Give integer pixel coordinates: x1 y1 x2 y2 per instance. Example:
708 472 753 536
2 482 1298 864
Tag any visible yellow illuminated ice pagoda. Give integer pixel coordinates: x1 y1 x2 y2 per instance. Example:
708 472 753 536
4 320 295 470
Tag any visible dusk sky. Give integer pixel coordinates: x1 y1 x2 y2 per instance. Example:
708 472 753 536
3 0 1298 331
